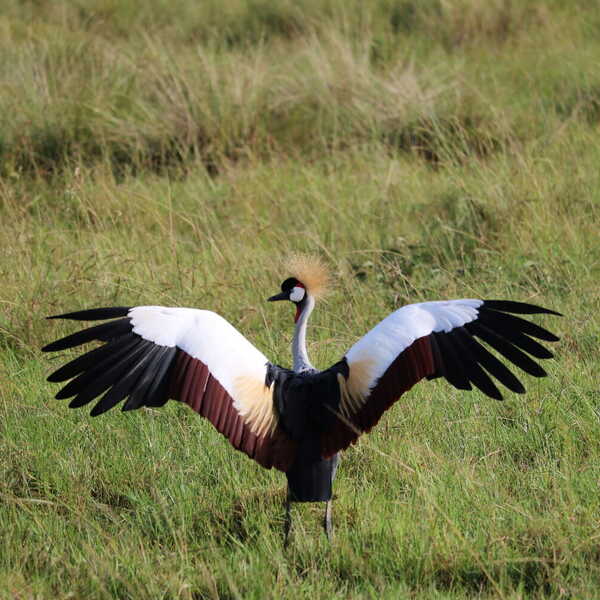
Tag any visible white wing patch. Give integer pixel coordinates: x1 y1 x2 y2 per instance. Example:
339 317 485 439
129 306 271 418
345 299 483 394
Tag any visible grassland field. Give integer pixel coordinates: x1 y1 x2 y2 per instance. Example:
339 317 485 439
1 0 600 598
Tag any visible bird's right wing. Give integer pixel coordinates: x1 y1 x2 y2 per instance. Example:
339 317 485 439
321 299 561 457
42 306 296 471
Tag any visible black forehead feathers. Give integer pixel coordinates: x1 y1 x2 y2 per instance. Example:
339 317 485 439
281 277 299 292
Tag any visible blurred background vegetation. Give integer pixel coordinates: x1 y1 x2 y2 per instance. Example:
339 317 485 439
1 1 599 598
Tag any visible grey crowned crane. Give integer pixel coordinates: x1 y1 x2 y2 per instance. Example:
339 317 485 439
42 255 561 545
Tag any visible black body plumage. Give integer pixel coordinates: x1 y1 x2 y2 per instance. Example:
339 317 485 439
267 360 348 502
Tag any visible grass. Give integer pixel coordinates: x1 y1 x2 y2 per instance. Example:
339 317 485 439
1 0 599 597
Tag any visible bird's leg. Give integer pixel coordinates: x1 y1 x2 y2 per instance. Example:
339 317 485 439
323 453 339 542
283 494 292 548
324 499 333 542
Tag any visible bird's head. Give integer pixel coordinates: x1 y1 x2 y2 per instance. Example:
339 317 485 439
267 254 330 323
268 277 307 322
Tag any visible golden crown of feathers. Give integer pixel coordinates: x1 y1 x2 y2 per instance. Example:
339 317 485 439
284 254 331 298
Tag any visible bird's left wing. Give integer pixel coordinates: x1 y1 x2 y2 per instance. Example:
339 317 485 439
321 299 561 457
42 306 296 471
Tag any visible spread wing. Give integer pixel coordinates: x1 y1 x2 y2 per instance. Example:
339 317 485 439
42 306 296 471
321 299 561 457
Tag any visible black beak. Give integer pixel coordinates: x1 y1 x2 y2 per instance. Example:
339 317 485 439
268 292 288 302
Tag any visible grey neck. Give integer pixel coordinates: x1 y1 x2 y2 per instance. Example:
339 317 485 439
292 295 315 372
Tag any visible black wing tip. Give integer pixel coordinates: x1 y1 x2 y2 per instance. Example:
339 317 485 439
531 367 548 378
43 307 133 351
41 318 133 354
483 300 562 317
478 307 561 343
46 307 133 321
484 386 504 401
42 339 78 353
56 388 75 400
47 372 65 383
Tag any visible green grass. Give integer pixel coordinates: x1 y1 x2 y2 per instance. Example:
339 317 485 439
1 0 600 597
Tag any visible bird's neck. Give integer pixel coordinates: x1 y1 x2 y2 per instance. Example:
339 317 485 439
292 295 315 372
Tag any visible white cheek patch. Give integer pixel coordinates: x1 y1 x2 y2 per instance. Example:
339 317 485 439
289 286 305 302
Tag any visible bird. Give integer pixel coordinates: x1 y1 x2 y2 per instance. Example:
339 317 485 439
42 254 561 545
